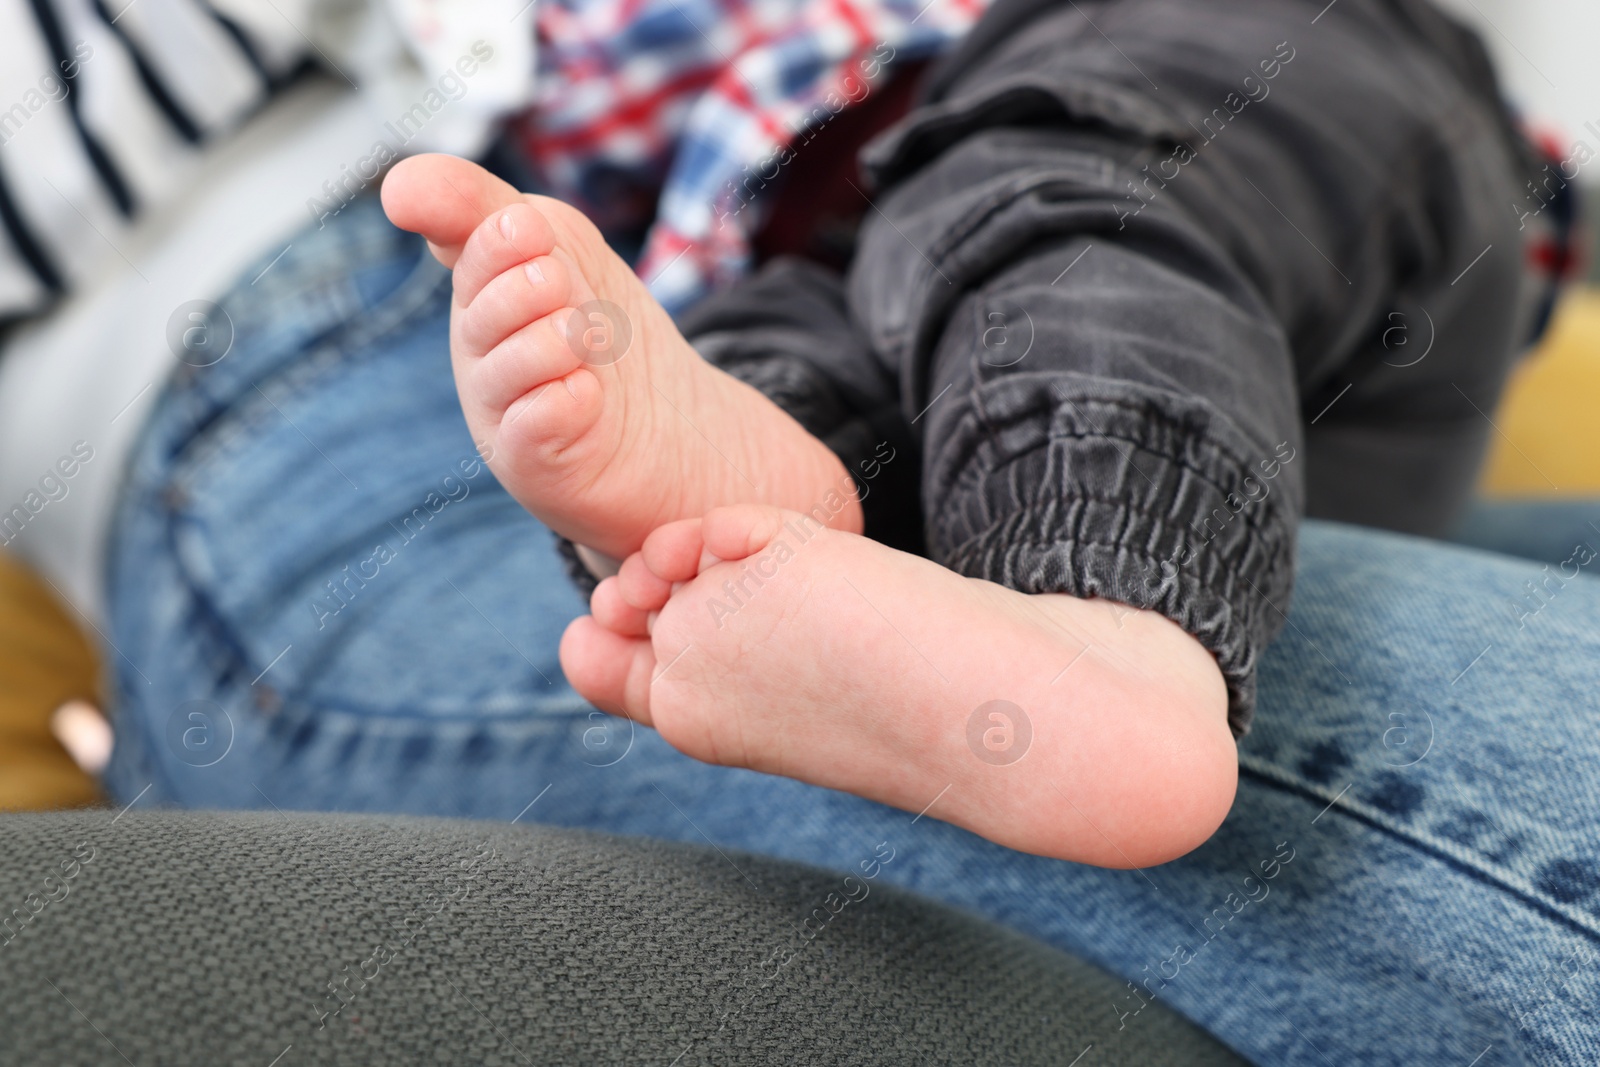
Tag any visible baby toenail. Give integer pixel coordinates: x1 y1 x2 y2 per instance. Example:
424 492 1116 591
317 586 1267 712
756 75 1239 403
498 213 515 240
525 261 545 286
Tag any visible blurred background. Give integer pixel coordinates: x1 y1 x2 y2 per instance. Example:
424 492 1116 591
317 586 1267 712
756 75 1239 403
1439 0 1600 159
1437 0 1600 496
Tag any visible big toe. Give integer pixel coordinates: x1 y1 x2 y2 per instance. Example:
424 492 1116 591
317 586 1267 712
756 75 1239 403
382 154 524 267
560 616 656 725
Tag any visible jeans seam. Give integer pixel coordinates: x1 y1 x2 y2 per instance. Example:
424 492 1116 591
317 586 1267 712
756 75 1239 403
143 255 452 717
171 260 450 489
1238 755 1600 945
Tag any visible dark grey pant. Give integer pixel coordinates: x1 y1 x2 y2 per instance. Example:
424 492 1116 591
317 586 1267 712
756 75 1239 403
682 0 1539 731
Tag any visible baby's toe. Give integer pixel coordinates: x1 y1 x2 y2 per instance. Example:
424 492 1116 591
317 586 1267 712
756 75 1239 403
617 552 674 612
590 577 652 636
640 518 710 583
699 505 792 562
381 153 522 267
455 252 574 358
453 201 560 307
466 310 595 420
559 616 656 726
498 357 603 440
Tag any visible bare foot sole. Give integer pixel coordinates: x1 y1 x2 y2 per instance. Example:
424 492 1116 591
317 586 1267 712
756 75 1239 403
561 504 1238 867
381 154 861 559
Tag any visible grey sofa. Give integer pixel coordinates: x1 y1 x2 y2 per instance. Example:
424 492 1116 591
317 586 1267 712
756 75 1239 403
0 811 1246 1064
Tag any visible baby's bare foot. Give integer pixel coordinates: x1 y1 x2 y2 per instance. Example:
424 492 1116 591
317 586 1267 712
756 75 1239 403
561 505 1238 867
381 155 861 559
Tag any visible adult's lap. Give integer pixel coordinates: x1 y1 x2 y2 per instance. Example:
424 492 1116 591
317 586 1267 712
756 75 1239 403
103 199 592 815
101 200 1600 1064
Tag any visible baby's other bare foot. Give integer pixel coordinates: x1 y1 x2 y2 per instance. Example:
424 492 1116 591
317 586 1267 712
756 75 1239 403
381 155 861 559
562 505 1237 867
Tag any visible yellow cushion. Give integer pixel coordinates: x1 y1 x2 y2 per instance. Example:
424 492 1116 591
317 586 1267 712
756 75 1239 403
1480 289 1600 498
0 550 102 811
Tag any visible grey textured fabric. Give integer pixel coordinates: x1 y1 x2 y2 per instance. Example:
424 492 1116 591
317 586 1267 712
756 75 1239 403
679 0 1538 733
0 811 1247 1065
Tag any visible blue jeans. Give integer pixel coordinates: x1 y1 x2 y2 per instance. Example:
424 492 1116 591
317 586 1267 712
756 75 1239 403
105 198 1600 1065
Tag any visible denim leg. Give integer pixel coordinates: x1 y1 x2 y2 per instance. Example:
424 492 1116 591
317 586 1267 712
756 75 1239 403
104 202 1600 1062
1451 498 1600 568
103 197 592 816
515 522 1600 1065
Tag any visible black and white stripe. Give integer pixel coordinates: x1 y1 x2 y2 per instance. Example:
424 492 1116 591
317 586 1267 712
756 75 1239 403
0 0 313 323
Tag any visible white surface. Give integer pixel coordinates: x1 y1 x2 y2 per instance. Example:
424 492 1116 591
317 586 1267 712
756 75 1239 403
0 79 375 622
1435 0 1600 178
0 0 540 625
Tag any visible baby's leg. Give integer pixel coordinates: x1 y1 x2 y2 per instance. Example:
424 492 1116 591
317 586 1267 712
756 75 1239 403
564 505 1236 867
552 86 1309 867
665 0 1532 743
380 156 862 560
565 181 1286 864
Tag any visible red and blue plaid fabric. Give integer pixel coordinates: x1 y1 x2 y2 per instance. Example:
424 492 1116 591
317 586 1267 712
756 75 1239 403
1519 122 1588 344
520 0 987 313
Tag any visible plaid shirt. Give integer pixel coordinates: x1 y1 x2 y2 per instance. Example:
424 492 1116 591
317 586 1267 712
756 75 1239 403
1520 122 1589 343
519 0 987 314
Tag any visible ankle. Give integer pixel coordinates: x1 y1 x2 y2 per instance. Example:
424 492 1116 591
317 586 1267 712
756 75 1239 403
716 373 866 535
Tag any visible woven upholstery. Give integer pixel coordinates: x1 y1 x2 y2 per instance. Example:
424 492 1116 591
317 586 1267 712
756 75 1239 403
0 811 1245 1065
